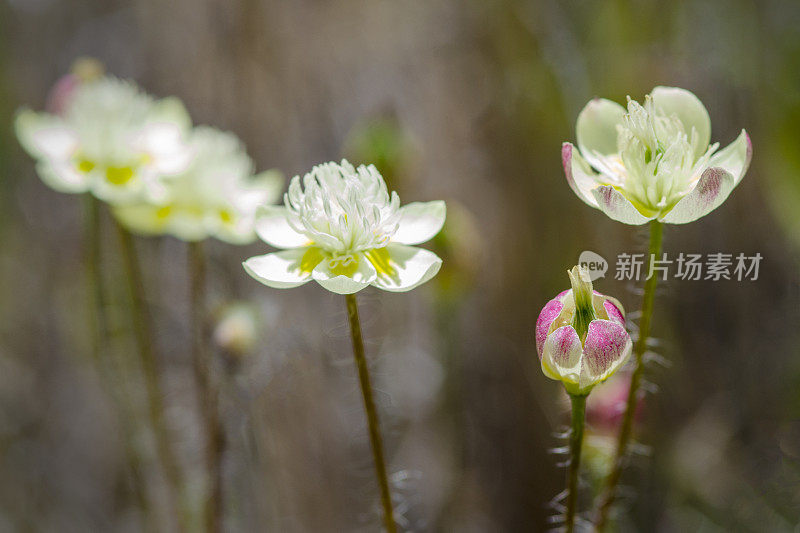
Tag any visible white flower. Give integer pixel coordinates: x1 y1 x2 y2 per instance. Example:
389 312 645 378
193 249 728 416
563 86 752 224
213 302 259 356
243 160 445 295
112 126 283 244
15 76 193 204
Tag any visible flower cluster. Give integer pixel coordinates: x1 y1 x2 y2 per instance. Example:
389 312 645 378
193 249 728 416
562 86 751 224
16 70 280 244
536 266 632 395
16 76 192 204
243 160 445 294
113 127 282 244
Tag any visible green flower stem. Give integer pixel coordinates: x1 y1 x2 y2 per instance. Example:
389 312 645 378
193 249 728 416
593 220 663 531
116 221 186 532
565 393 587 533
344 294 397 533
84 197 152 527
188 241 225 533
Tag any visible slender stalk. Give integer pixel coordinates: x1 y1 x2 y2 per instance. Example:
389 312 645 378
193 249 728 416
565 393 587 533
84 198 154 531
84 197 152 528
85 196 107 365
344 294 397 533
593 221 663 531
116 221 186 532
188 241 225 533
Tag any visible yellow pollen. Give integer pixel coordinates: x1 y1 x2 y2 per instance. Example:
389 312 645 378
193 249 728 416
219 209 234 224
105 166 135 185
299 247 325 274
77 159 96 173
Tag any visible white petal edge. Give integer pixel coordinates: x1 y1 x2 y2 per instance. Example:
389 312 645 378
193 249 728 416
35 160 89 194
391 200 447 245
133 122 194 175
311 253 377 294
255 205 310 248
708 129 752 186
650 86 711 160
15 109 78 160
148 96 192 131
659 167 736 224
249 169 285 206
590 185 655 225
242 248 318 289
562 143 601 208
367 244 442 293
576 98 627 158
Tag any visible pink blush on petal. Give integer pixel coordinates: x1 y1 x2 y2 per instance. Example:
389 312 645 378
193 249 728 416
603 299 625 326
583 320 629 375
536 298 563 357
549 326 581 366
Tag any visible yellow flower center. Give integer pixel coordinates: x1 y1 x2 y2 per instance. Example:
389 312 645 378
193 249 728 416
105 166 135 185
77 159 96 173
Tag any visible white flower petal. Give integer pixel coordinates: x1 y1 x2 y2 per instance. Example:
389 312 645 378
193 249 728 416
213 217 258 245
590 185 655 225
366 244 442 293
391 201 447 245
576 98 627 158
659 167 736 224
651 86 711 159
708 129 752 186
311 253 377 294
255 206 310 248
148 96 192 131
243 247 322 289
248 169 285 206
35 160 88 193
112 204 170 237
15 109 78 160
562 143 601 207
133 122 193 175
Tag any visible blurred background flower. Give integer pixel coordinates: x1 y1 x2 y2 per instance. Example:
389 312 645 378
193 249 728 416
16 74 193 203
1 0 799 531
113 126 283 244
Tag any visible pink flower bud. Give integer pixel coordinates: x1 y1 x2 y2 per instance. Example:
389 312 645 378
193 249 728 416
536 266 632 395
586 372 643 433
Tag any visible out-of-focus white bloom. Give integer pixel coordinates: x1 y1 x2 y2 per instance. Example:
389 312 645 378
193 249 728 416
15 75 193 204
243 160 445 295
536 266 632 395
213 302 259 356
113 126 283 244
563 87 752 224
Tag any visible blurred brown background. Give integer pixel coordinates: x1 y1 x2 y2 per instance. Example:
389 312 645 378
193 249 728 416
1 0 799 531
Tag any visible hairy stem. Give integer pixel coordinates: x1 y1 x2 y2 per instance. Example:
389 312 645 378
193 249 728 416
116 221 186 532
593 221 663 531
565 393 587 533
188 241 225 533
344 294 397 533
